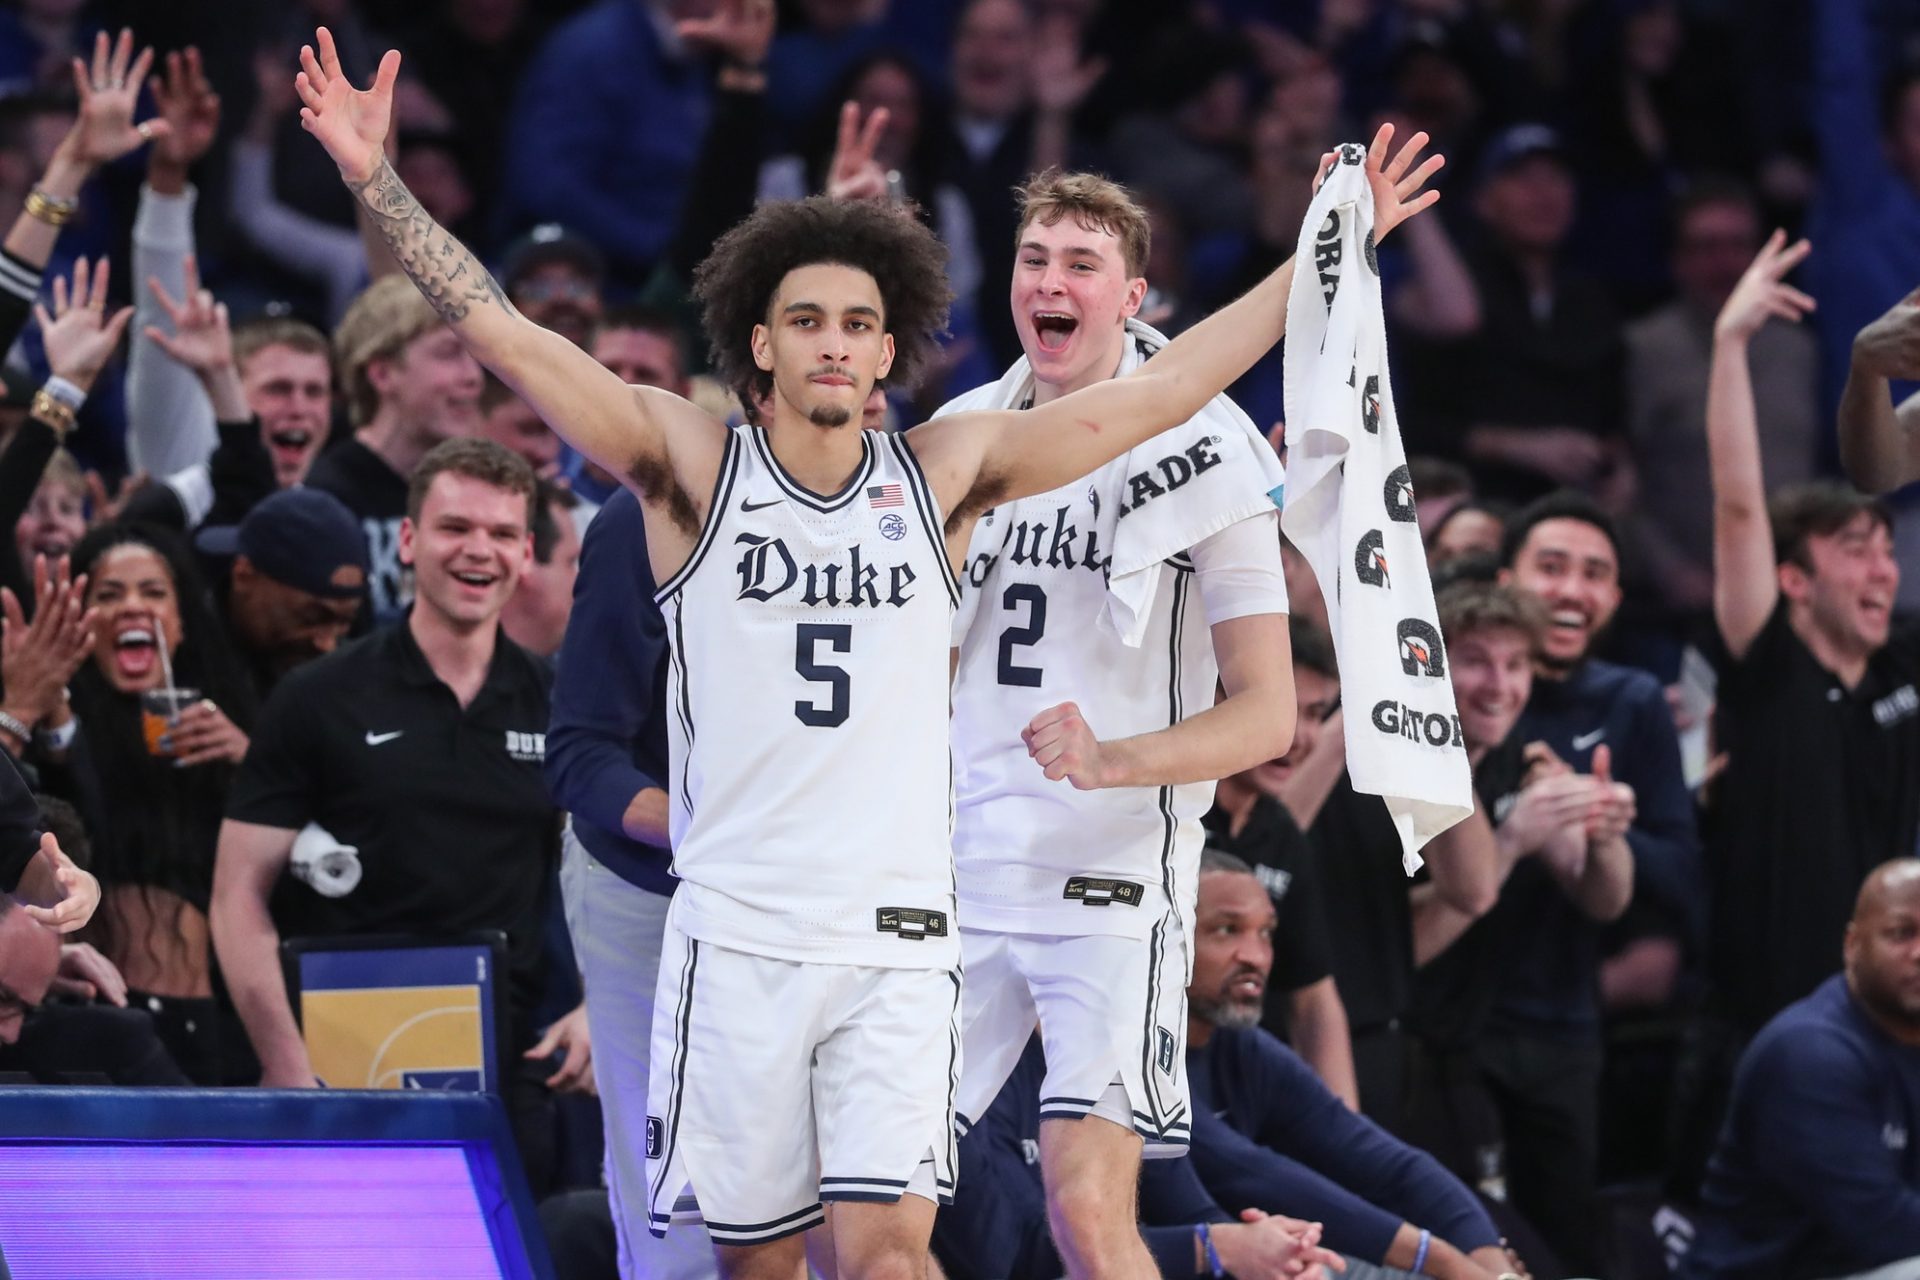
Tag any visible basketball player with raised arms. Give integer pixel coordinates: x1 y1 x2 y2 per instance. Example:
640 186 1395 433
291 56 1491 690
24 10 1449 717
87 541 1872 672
936 171 1297 1280
293 27 1443 1280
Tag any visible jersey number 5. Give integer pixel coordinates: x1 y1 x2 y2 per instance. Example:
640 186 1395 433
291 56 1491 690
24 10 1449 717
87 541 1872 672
795 623 851 727
996 583 1048 687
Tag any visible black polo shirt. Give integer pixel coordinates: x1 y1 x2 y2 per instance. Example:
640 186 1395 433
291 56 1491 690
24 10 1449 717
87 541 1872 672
1707 604 1920 1032
1202 796 1333 1015
1309 772 1412 1036
226 619 557 1021
1409 734 1529 1053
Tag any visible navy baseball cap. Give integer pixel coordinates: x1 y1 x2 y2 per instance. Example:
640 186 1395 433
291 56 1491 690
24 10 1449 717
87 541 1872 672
501 224 605 293
1476 123 1568 188
196 489 369 600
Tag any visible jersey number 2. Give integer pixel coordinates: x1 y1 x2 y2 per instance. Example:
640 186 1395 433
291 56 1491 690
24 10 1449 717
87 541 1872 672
795 623 851 727
996 584 1048 687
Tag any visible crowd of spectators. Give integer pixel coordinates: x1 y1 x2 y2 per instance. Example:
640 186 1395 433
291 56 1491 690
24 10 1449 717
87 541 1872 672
2 0 1920 1277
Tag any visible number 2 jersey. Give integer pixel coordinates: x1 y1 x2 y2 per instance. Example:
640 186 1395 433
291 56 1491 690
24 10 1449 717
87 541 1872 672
657 424 960 969
948 445 1289 941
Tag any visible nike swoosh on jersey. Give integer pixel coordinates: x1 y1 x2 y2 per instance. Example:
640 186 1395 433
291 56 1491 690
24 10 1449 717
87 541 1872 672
364 730 404 746
739 497 782 513
1571 727 1606 751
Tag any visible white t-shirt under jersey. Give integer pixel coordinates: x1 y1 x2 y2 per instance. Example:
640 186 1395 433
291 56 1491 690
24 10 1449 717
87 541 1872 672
659 424 961 969
949 448 1288 941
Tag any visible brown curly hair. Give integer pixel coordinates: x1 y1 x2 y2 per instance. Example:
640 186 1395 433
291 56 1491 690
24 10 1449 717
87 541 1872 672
692 196 953 409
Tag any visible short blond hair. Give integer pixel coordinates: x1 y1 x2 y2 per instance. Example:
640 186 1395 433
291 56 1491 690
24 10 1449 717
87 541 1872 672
1015 169 1152 278
333 276 444 427
40 447 84 497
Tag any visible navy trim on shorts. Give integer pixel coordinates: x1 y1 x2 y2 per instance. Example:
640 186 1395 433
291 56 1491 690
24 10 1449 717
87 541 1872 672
704 1204 828 1245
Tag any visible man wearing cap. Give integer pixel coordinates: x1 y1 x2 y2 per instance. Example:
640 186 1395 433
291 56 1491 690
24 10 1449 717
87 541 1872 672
196 487 369 700
501 223 606 351
1428 123 1625 505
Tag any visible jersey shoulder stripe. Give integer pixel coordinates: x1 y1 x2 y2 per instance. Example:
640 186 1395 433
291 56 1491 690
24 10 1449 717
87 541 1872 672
655 427 745 602
749 424 875 512
889 431 961 606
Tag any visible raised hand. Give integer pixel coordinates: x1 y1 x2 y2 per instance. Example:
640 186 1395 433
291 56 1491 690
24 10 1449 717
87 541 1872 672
826 102 891 203
1338 122 1445 242
294 27 401 184
61 29 170 169
21 833 100 934
1714 229 1814 344
151 46 222 171
1854 285 1920 380
0 554 95 728
1030 28 1107 116
676 0 777 70
144 254 234 378
84 470 149 527
36 256 134 392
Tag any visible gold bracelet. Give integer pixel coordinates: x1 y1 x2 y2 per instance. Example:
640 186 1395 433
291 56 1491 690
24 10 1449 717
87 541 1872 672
31 388 76 439
23 187 76 227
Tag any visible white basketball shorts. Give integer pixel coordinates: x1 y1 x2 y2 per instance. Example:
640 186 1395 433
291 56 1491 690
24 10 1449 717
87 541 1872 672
644 919 961 1246
952 910 1192 1158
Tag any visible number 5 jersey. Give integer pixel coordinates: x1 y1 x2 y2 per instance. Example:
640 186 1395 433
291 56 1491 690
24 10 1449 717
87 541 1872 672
657 424 960 969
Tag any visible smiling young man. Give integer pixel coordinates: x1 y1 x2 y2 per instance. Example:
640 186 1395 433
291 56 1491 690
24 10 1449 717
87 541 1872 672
213 438 569 1191
291 28 1443 1280
941 171 1300 1280
1492 496 1691 1269
1704 234 1920 1038
1403 581 1630 1259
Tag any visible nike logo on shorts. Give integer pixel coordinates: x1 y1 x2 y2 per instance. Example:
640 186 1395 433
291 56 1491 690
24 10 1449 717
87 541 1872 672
1571 727 1606 751
365 730 404 746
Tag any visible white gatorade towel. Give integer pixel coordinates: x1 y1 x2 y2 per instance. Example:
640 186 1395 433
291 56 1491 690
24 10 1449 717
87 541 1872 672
1281 142 1473 871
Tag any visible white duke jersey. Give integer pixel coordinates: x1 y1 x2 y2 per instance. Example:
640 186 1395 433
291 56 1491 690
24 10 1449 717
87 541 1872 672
951 456 1256 941
657 424 960 969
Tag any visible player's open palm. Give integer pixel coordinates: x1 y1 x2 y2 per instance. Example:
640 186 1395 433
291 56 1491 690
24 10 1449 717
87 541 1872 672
1713 228 1813 344
1356 122 1445 242
293 27 399 185
1023 701 1112 790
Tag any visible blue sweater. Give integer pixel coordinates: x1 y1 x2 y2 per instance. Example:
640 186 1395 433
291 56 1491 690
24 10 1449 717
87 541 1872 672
1684 975 1920 1280
934 1037 1228 1280
543 489 675 895
1504 657 1705 1035
1188 1026 1501 1263
502 1 711 276
1808 0 1920 413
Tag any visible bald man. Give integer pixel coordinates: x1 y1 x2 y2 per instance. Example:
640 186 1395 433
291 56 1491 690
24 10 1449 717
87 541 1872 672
1684 859 1920 1280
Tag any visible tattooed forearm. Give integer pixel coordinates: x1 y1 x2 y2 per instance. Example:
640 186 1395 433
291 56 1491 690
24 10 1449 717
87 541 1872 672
348 159 513 325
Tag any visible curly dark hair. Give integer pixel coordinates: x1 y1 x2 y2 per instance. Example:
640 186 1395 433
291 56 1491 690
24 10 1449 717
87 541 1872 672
693 195 953 410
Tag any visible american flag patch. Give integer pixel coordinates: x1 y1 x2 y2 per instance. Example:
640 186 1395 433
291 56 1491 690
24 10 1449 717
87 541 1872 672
868 483 904 509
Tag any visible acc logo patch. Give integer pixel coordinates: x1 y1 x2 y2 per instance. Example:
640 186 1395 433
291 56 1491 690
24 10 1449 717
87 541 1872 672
646 1115 664 1158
